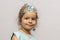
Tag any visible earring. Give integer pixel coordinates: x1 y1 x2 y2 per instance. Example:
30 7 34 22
33 28 36 31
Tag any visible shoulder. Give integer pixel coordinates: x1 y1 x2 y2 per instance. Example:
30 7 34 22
13 31 21 36
11 31 21 40
11 35 18 40
31 34 37 40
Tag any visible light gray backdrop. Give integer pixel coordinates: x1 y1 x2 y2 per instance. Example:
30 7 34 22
0 0 60 40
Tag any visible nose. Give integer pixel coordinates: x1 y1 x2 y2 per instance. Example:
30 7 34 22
28 19 32 24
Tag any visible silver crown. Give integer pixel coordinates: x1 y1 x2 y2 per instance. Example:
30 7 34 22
24 3 36 13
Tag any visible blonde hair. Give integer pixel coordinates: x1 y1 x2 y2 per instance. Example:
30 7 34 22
18 3 38 25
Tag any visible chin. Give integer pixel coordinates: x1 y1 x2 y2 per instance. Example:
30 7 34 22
25 25 34 30
26 27 33 31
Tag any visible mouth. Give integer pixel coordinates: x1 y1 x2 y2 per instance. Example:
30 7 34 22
28 24 33 26
28 25 34 27
26 24 34 29
26 24 34 27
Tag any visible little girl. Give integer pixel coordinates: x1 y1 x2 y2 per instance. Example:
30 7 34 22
11 3 38 40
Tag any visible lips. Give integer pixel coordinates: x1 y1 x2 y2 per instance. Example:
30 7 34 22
29 25 32 26
26 24 33 26
28 25 33 27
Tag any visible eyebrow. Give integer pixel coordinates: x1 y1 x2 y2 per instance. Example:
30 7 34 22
24 16 36 19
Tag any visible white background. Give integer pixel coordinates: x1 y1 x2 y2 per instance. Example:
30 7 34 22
0 0 60 40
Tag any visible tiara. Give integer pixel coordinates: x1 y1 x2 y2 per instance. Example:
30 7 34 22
24 3 36 13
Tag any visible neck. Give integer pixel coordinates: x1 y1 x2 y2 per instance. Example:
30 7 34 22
19 27 31 35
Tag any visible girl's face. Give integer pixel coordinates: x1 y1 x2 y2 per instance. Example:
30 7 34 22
20 12 37 31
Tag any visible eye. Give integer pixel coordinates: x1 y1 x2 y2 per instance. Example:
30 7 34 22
32 18 36 20
25 17 29 20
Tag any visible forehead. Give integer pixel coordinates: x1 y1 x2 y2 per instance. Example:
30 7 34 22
23 12 36 18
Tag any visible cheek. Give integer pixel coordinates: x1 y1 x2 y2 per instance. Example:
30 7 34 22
21 19 27 24
21 20 27 28
32 21 37 25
